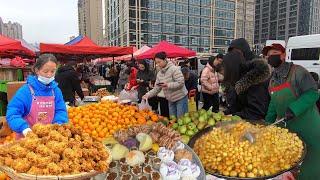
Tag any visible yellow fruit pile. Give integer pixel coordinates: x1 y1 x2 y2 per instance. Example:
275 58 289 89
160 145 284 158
194 121 303 178
68 101 159 139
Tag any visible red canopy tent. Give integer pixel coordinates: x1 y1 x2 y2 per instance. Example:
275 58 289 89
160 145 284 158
136 41 196 60
0 35 36 58
40 36 133 59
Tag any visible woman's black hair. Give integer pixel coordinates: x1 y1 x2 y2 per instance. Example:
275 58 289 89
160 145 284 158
138 60 150 72
33 54 58 74
222 51 246 86
154 51 167 60
208 56 215 67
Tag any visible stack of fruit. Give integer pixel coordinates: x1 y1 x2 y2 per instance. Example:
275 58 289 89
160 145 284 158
170 109 241 144
68 101 160 140
92 88 110 98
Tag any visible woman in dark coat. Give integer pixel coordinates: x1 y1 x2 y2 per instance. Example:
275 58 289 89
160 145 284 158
136 60 155 101
222 51 271 120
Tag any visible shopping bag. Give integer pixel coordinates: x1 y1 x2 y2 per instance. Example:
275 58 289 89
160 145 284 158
188 97 197 112
138 99 152 111
119 89 138 102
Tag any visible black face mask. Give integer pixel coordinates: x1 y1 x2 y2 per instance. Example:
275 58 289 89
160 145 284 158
268 55 282 68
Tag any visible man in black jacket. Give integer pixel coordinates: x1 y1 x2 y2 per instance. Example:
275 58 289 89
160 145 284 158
181 67 199 109
55 61 84 106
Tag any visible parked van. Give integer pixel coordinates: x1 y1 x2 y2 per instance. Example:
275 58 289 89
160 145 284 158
286 34 320 76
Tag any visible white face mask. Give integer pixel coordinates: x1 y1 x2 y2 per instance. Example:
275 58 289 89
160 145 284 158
38 75 55 85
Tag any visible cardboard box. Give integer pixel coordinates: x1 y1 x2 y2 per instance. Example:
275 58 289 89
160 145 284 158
7 81 26 102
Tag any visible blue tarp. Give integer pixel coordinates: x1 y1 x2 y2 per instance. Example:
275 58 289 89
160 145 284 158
64 35 84 45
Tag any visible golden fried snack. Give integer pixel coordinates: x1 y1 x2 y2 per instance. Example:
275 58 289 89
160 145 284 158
83 139 93 148
0 157 4 166
80 160 94 172
12 158 31 173
62 148 78 159
27 166 42 175
56 126 72 138
25 131 38 139
40 168 50 175
46 141 67 154
47 162 62 175
67 138 82 148
95 160 109 172
21 137 40 150
50 153 61 163
25 152 38 164
70 162 81 174
9 144 28 158
35 144 53 156
36 156 52 169
58 159 72 173
32 124 52 137
4 156 14 167
48 130 67 142
97 148 109 161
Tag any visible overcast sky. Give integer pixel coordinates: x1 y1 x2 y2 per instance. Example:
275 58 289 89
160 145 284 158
0 0 78 44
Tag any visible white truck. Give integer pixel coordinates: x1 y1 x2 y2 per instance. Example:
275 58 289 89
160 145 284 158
286 34 320 76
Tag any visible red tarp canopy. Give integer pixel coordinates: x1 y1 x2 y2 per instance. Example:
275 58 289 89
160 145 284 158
40 36 133 57
136 41 196 60
0 35 36 58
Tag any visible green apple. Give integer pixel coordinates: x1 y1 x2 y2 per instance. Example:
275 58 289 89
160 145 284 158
179 125 187 134
208 118 216 126
193 119 199 126
194 128 199 133
199 116 206 122
231 115 241 121
184 117 192 124
184 113 190 117
187 122 197 130
193 112 199 119
206 110 213 116
197 122 206 130
169 115 176 120
213 113 222 121
181 135 190 144
178 118 184 126
172 123 179 130
186 130 195 136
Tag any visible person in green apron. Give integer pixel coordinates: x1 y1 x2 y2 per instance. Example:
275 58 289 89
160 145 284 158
263 43 320 179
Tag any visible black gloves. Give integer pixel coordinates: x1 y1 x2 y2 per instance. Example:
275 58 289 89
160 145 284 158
285 108 295 121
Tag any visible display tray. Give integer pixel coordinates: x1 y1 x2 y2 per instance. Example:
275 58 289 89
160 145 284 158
188 126 307 180
184 143 206 180
0 147 112 180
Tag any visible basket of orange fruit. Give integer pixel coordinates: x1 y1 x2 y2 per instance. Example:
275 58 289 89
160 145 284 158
68 101 160 140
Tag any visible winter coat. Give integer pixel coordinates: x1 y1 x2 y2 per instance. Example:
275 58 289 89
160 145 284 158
128 67 138 89
137 69 155 100
228 38 254 62
55 65 84 103
201 63 219 95
265 62 320 179
185 71 198 92
6 75 68 133
146 61 188 102
224 60 271 120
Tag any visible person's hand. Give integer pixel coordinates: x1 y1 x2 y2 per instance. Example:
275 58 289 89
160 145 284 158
142 95 149 100
285 108 295 121
137 79 144 83
22 128 32 137
159 83 168 89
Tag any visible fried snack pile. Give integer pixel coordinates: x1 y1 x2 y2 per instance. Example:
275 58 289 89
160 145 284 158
0 124 110 175
114 123 181 149
194 121 304 178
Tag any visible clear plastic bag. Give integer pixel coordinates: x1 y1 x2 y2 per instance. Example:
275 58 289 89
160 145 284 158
138 99 152 111
119 89 138 102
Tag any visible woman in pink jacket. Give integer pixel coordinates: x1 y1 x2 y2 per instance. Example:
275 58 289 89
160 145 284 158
200 56 220 112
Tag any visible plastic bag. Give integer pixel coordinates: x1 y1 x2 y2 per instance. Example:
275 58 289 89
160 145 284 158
138 99 152 111
119 89 138 102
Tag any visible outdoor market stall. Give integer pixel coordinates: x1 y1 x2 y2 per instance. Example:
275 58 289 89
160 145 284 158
136 41 196 60
0 35 36 116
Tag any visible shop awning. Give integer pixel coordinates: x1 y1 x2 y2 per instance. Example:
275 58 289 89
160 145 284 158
95 45 151 63
136 41 196 60
0 35 36 58
40 36 134 58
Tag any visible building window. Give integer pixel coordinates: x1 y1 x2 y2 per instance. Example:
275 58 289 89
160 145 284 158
148 0 161 10
201 18 210 26
162 24 175 33
176 25 188 34
162 13 175 23
189 6 201 15
201 8 211 16
176 15 188 24
201 27 210 35
189 16 200 25
190 26 200 35
176 4 188 13
190 0 200 5
162 2 175 11
201 0 211 6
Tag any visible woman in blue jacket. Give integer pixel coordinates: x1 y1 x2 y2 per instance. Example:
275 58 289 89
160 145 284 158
6 54 68 138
